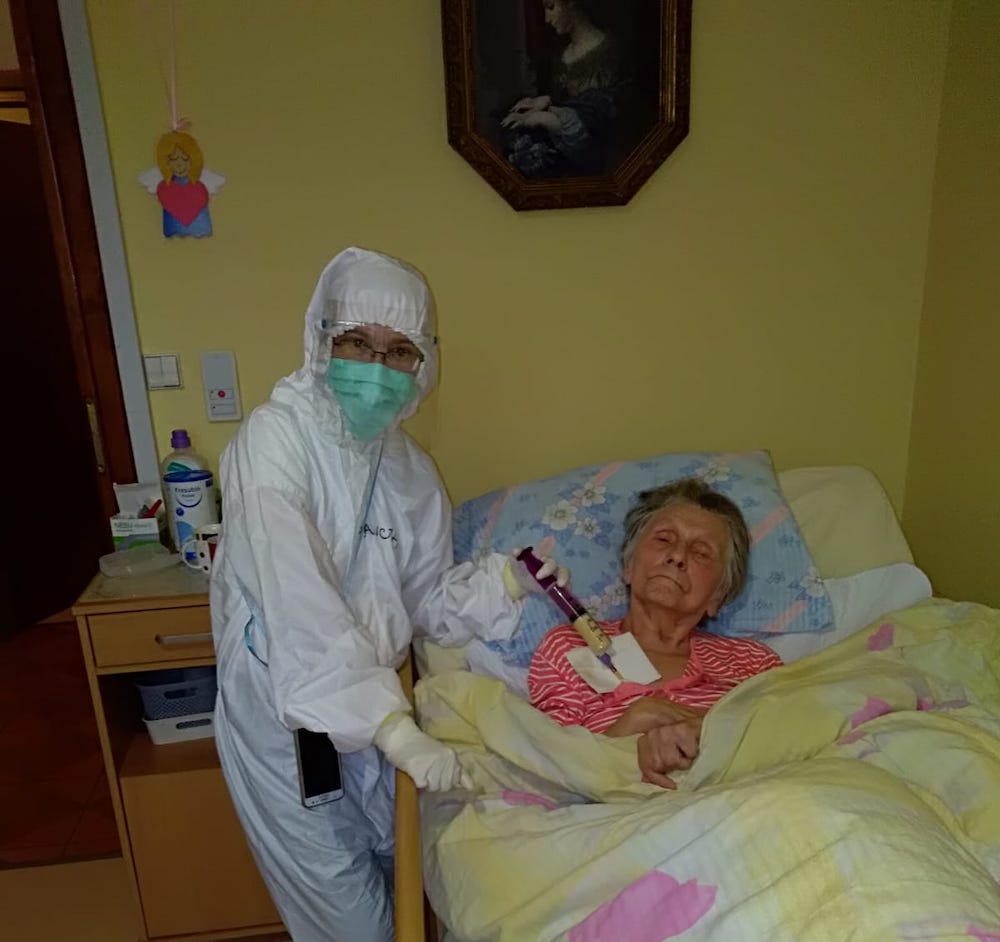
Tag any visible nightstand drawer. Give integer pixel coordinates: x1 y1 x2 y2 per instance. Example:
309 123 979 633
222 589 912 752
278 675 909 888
89 607 214 667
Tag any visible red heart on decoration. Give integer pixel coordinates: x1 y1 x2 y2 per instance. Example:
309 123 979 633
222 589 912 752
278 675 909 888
156 179 209 226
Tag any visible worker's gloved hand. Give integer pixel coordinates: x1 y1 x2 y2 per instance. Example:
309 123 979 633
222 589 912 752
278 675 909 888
373 713 472 791
502 547 571 601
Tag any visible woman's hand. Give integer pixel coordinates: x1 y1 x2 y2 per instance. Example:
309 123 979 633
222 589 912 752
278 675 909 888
603 697 706 738
506 95 551 116
637 720 702 790
502 108 561 131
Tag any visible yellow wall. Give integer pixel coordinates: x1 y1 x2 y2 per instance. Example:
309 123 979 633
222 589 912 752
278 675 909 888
85 0 950 506
0 0 28 124
903 0 1000 605
0 0 17 72
1 1 27 130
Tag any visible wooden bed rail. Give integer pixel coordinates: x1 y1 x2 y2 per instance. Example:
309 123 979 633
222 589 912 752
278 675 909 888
396 653 437 942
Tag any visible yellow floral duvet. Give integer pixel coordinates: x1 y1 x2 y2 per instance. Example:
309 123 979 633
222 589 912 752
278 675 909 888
416 600 1000 942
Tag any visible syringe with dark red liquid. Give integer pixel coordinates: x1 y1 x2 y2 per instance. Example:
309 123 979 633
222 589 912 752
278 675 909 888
515 547 622 678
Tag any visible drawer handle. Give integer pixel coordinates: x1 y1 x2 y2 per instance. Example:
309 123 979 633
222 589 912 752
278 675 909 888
155 632 213 646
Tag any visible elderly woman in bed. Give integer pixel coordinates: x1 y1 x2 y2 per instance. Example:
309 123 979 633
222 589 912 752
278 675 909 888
528 478 782 788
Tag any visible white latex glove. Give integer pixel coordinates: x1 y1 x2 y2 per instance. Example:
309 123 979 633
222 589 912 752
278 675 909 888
373 713 473 792
502 547 571 601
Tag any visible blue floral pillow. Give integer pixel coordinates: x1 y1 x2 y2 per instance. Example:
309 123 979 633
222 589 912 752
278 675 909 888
454 450 834 671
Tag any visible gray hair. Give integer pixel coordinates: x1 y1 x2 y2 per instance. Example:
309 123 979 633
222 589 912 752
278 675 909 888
620 478 750 608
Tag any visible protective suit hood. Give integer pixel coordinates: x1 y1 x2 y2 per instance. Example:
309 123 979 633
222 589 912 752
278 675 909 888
276 246 439 441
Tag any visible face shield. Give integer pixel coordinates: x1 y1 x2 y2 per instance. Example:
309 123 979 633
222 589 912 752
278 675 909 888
321 319 432 376
320 317 438 441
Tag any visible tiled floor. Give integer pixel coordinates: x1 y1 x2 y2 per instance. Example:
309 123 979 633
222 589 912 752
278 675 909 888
0 857 139 941
0 619 120 868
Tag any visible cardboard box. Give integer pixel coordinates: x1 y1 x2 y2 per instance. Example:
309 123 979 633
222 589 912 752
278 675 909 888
110 513 168 550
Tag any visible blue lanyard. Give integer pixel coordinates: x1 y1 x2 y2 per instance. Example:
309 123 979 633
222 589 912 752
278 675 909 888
244 440 385 667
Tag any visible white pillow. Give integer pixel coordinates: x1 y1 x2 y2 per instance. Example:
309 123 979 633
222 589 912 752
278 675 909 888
777 466 913 579
765 563 931 663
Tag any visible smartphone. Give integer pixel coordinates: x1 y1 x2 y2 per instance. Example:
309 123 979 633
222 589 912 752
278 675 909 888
293 728 345 808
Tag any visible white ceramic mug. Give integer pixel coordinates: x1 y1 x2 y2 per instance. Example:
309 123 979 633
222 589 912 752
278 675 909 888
182 523 221 575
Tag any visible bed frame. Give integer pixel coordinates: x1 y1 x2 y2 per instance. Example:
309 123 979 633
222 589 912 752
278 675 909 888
396 653 440 942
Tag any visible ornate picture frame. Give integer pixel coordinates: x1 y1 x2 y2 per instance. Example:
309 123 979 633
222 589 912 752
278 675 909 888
442 0 692 211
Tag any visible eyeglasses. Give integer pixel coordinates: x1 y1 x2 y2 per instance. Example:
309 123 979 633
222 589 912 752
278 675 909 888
331 333 424 374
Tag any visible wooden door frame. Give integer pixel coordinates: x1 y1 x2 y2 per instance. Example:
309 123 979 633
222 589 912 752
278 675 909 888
9 0 135 518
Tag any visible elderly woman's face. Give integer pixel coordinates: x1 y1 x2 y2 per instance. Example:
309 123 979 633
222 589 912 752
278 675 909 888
543 0 573 35
624 504 729 620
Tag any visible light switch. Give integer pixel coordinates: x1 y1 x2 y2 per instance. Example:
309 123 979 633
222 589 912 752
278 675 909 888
143 354 182 389
201 350 243 422
161 356 181 387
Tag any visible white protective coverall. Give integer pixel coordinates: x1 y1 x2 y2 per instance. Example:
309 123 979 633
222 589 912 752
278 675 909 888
210 247 520 941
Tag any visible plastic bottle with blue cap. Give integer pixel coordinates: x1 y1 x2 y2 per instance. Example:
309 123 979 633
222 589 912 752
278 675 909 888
161 429 219 560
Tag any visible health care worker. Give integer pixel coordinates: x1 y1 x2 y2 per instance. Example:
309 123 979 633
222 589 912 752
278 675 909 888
210 247 561 941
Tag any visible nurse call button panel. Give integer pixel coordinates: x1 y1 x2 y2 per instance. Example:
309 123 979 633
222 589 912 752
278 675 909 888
201 350 242 422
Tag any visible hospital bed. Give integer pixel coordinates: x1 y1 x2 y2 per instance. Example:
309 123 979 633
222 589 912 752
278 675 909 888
393 459 1000 942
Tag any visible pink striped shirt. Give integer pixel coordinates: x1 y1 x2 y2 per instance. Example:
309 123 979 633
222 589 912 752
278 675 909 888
528 620 782 734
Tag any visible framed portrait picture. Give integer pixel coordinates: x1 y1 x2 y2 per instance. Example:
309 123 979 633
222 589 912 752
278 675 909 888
442 0 691 211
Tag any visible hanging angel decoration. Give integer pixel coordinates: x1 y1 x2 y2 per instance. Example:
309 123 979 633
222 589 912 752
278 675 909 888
138 129 225 238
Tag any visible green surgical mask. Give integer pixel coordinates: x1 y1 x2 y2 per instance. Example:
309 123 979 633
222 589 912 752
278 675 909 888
326 359 416 440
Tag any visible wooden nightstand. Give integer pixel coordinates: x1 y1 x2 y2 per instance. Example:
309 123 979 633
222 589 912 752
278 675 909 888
73 566 286 942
